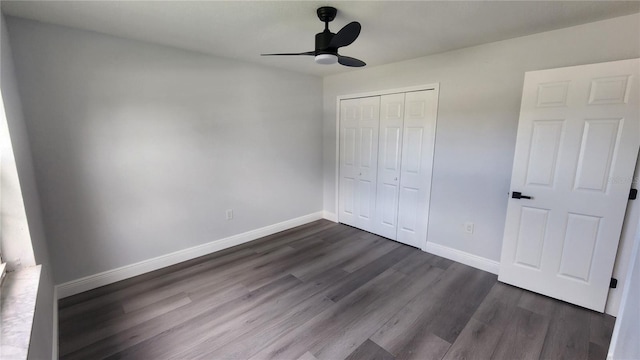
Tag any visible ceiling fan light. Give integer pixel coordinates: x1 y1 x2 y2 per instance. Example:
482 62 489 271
315 54 338 65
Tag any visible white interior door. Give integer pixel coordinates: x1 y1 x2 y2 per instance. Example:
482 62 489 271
499 59 640 312
338 96 380 232
396 90 438 248
374 93 405 240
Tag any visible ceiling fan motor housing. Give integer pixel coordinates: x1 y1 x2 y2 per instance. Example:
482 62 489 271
315 30 337 55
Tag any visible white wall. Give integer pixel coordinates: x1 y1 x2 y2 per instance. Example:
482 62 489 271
608 211 640 360
5 17 323 285
0 18 35 271
608 158 640 315
323 14 640 314
1 13 55 360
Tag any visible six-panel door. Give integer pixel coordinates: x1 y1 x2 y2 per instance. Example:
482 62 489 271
499 59 640 312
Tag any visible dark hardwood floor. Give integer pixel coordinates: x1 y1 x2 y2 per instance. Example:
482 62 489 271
58 220 615 360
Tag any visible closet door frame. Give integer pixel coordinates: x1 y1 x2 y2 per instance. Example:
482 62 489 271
335 83 440 250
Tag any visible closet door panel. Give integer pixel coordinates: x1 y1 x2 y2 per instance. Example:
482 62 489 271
339 96 380 232
397 90 438 248
398 186 420 233
338 99 361 227
374 93 405 239
355 97 381 231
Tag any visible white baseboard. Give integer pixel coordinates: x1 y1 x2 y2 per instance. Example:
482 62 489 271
52 287 58 360
423 241 500 275
322 211 338 222
56 212 323 299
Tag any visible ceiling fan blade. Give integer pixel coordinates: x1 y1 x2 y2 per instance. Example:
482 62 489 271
261 51 315 56
329 21 361 48
338 55 366 67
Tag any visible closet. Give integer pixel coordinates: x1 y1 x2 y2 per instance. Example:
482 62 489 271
338 88 438 248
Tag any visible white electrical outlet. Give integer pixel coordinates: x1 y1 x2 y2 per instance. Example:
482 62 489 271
464 222 474 234
226 209 233 220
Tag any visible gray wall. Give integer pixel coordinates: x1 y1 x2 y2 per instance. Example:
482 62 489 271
323 13 640 262
6 17 323 284
608 211 640 359
1 13 55 360
1 17 35 271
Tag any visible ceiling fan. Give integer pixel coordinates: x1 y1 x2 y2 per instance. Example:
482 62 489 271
261 6 365 67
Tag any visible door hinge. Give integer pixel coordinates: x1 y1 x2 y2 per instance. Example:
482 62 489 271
610 278 618 288
630 189 637 200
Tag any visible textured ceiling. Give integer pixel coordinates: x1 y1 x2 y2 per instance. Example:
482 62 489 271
2 1 639 77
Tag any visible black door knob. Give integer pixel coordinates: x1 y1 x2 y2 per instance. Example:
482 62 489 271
511 191 532 199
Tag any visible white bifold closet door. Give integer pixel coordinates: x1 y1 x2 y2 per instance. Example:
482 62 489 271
340 89 437 248
339 96 381 232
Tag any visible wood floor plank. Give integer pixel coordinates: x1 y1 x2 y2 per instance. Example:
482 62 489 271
310 264 444 360
59 246 258 319
175 267 351 360
325 245 415 302
472 282 523 329
59 302 125 340
297 351 320 360
588 342 608 360
289 232 379 281
186 291 333 360
517 289 557 317
57 242 253 309
370 263 494 355
344 339 396 360
320 224 363 244
249 220 337 253
426 269 496 344
391 250 453 275
185 280 249 303
589 311 616 348
490 307 549 360
442 318 501 360
539 302 591 360
393 333 450 360
60 292 191 356
114 261 350 360
105 274 306 360
249 263 443 360
115 247 286 313
246 268 407 360
63 275 302 360
339 235 400 273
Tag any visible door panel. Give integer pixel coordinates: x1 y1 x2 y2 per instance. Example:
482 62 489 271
338 96 380 232
397 90 438 248
374 94 405 239
525 120 564 187
573 118 622 192
558 213 601 282
514 206 549 269
499 58 640 312
398 186 419 232
338 99 360 226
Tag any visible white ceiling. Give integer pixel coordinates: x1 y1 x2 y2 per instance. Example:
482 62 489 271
2 1 639 77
